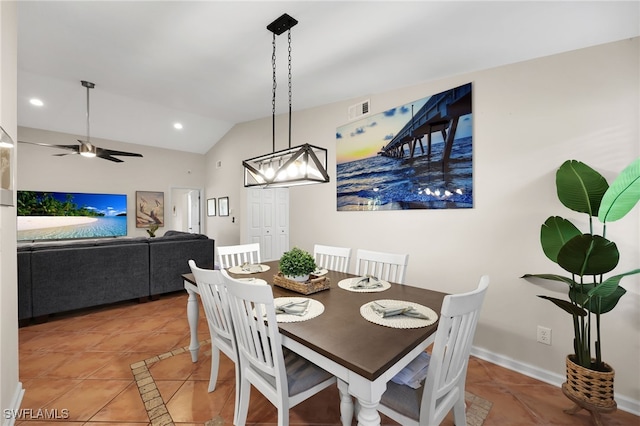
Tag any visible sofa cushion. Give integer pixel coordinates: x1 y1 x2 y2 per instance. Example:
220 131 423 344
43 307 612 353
151 230 208 242
30 242 150 317
27 236 149 251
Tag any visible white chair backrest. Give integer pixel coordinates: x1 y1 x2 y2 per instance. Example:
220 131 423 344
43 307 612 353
313 244 352 273
189 260 241 424
188 260 235 349
217 243 261 269
355 249 409 284
420 275 489 425
221 270 287 402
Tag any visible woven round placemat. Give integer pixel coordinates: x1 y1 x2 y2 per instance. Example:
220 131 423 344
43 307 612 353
360 300 438 329
338 277 391 293
228 264 270 274
273 297 325 323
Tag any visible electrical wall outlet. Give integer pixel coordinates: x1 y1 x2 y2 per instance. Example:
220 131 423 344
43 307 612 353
537 326 552 345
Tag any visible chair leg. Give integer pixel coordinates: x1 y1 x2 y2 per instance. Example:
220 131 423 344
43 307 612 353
452 393 467 426
208 345 220 392
278 400 290 426
236 377 251 426
232 362 240 425
337 379 354 426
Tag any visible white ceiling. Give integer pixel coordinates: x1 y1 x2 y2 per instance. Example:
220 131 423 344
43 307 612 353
16 1 639 154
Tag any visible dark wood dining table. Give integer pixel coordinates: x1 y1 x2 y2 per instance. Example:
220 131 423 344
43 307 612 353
182 259 447 426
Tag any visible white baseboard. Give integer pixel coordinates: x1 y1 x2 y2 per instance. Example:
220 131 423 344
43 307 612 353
470 346 640 416
2 382 25 426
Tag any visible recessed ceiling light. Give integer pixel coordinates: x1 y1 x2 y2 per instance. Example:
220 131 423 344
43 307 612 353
29 98 44 107
173 123 183 130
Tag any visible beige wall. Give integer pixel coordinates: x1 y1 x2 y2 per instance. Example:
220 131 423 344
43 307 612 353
0 0 21 421
204 38 640 410
17 127 207 238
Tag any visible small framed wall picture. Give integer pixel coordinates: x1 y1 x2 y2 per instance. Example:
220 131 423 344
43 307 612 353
207 198 216 216
218 197 229 217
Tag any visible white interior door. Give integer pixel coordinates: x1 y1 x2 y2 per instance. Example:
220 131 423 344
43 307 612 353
245 188 289 261
187 190 200 234
247 189 262 245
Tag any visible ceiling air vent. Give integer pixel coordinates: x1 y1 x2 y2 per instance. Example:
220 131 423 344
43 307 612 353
348 99 370 121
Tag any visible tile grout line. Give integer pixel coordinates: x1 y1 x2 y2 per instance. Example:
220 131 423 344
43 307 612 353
130 338 211 426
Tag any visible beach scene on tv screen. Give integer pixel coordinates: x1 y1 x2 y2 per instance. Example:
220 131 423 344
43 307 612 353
17 191 127 241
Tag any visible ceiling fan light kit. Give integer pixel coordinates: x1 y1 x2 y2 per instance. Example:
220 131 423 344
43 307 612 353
243 13 330 188
79 143 96 158
19 80 143 163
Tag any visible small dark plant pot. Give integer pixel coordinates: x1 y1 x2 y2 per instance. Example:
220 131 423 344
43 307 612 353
562 354 616 410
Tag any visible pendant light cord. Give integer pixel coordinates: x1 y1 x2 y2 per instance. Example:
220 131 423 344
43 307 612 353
288 29 292 149
272 32 277 153
86 85 91 144
271 28 294 152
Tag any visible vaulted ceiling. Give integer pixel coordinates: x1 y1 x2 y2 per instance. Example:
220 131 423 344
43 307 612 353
16 1 639 154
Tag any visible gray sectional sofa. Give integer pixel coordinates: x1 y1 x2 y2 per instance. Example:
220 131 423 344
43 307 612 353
17 230 214 321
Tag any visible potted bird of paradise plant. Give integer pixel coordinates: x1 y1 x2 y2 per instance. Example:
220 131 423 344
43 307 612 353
522 157 640 413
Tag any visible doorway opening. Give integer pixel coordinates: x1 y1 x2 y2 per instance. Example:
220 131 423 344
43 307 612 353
170 187 202 234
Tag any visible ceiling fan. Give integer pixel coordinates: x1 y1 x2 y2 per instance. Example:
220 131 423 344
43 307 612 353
19 80 143 163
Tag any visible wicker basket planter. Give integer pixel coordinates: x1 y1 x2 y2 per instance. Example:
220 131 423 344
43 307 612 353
562 355 616 410
273 272 330 295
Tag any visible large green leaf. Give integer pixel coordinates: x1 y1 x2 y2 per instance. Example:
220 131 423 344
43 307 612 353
540 216 581 263
598 157 640 223
573 286 628 314
556 160 609 216
588 269 640 298
537 295 587 316
557 234 619 276
521 273 577 287
569 283 595 308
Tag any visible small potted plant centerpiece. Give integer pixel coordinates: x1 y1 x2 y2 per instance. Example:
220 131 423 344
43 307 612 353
522 158 640 418
279 247 317 282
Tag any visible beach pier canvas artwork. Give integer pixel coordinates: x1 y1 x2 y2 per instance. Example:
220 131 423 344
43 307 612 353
136 191 164 228
336 83 473 211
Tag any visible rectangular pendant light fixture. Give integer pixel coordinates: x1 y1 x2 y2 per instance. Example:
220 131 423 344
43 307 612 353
243 143 329 188
242 13 330 188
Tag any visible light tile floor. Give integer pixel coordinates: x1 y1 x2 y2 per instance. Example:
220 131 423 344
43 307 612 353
16 292 639 425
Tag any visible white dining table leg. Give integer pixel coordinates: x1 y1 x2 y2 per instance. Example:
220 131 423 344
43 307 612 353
184 282 200 362
337 379 354 426
356 398 381 426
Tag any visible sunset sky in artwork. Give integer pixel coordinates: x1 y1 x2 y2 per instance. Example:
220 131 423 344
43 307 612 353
336 95 472 164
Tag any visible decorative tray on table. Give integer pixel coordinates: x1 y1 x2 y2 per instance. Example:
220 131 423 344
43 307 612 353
273 272 330 295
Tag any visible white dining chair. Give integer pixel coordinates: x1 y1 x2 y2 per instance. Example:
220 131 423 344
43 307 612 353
313 244 352 273
187 260 240 425
355 249 409 284
221 270 337 426
217 243 261 269
377 275 490 426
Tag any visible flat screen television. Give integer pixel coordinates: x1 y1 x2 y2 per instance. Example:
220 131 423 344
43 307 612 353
17 191 127 241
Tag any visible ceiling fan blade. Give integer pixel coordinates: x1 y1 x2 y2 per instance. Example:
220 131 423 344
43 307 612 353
18 140 80 153
95 151 124 163
101 149 143 158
